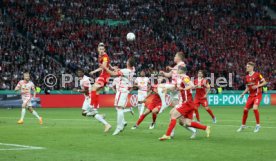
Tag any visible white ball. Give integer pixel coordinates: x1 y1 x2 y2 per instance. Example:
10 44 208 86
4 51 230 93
126 32 135 41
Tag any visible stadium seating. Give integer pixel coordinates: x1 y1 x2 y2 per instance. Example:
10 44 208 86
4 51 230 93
1 0 275 90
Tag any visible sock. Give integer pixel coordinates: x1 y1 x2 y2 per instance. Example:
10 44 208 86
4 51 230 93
158 87 168 111
138 104 144 116
184 126 196 133
20 108 26 120
253 109 260 125
122 116 127 125
171 128 175 137
94 114 108 125
242 110 249 125
91 91 96 107
191 122 207 130
152 113 157 123
32 110 40 119
206 108 215 119
117 109 124 129
166 119 177 136
95 94 99 108
136 114 146 126
194 109 200 122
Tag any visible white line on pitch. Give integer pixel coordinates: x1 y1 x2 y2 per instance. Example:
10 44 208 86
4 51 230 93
0 143 45 151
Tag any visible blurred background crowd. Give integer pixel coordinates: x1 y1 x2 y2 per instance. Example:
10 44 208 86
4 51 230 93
0 0 275 91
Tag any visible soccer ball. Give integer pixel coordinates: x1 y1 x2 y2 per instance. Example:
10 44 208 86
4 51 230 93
126 32 135 41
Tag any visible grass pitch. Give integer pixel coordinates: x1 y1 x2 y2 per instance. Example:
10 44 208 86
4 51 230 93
0 106 276 161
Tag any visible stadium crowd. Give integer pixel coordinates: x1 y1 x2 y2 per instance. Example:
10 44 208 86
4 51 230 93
0 0 275 90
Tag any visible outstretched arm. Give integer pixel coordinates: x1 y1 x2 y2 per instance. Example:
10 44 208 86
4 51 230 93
100 64 119 76
89 68 102 75
159 70 172 78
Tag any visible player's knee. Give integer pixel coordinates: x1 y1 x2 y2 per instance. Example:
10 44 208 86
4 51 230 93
185 120 192 126
243 108 248 111
253 106 258 110
28 108 33 113
178 120 184 126
205 107 209 110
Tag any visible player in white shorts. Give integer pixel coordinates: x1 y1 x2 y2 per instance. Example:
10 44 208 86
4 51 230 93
111 76 134 125
159 52 197 138
134 70 150 116
159 52 186 112
100 57 135 135
15 72 42 125
74 69 111 132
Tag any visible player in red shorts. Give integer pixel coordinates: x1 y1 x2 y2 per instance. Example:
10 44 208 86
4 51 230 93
159 66 210 141
89 43 112 109
131 84 161 130
194 70 216 123
237 62 267 133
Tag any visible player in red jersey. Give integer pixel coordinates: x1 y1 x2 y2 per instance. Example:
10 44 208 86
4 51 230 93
237 62 267 133
159 66 210 141
131 84 161 130
89 43 112 109
194 70 216 123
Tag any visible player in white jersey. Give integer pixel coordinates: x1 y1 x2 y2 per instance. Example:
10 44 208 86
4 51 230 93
73 69 111 132
15 72 42 125
111 76 134 126
158 52 186 112
111 77 120 93
100 58 135 135
134 70 150 116
159 52 197 138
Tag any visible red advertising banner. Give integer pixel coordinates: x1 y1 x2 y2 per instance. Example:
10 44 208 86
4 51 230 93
271 94 276 105
38 94 134 108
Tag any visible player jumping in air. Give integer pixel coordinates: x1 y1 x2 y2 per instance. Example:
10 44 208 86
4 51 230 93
158 52 186 112
73 69 112 132
100 58 136 135
237 62 267 133
131 84 161 130
15 72 42 125
159 52 197 137
159 66 210 141
134 70 150 116
194 70 216 123
89 43 113 109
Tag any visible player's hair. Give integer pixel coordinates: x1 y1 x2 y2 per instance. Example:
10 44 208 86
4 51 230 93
23 71 30 75
247 61 255 67
128 57 135 67
98 42 105 48
178 66 187 73
176 52 185 61
198 70 205 77
76 68 84 73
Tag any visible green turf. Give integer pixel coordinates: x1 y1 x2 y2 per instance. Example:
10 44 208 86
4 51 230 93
0 106 276 161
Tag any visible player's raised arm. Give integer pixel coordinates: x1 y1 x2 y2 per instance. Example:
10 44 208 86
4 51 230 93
89 68 102 75
99 64 120 76
159 70 172 78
